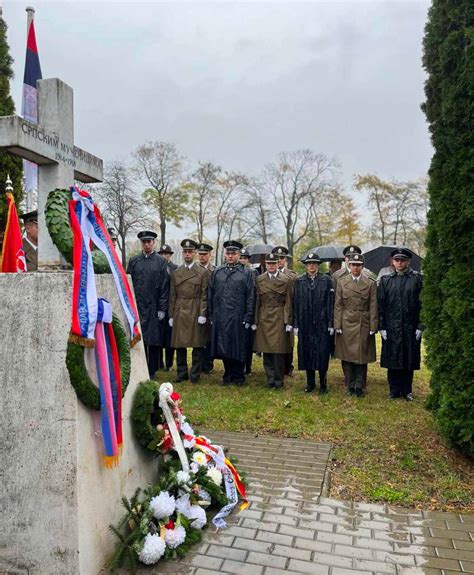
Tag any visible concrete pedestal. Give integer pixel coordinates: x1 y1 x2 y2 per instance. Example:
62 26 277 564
0 273 155 574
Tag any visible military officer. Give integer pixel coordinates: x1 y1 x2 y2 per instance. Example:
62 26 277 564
208 240 256 386
240 247 258 375
332 245 376 290
293 252 334 394
378 247 423 401
253 253 293 389
272 246 297 377
334 253 378 397
157 244 178 371
168 239 208 383
197 242 215 374
20 210 38 272
127 231 170 379
107 227 119 250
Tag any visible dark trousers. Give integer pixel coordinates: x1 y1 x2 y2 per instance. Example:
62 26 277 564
387 369 414 397
176 347 203 382
158 346 175 369
342 361 367 390
222 358 246 385
306 370 327 391
341 361 367 388
245 330 255 374
144 344 161 379
263 353 285 388
201 344 214 373
284 350 294 375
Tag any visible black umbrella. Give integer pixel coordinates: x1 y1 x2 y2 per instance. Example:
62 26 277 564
363 245 423 275
246 244 274 264
301 245 345 262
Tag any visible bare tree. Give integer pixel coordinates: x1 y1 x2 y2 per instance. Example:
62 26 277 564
183 162 221 242
261 149 339 259
239 179 274 244
95 161 151 267
354 174 393 244
133 142 187 245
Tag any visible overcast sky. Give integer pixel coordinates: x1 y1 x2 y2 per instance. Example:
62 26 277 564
3 0 432 232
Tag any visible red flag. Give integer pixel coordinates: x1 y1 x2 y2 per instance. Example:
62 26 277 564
0 193 26 273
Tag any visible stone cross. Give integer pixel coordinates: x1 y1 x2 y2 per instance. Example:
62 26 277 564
0 78 103 269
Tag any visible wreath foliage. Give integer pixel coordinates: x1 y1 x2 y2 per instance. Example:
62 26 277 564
130 380 163 453
45 187 111 273
66 313 131 409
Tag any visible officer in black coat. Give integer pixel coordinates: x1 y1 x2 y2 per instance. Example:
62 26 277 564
293 252 334 394
208 240 256 385
158 243 178 371
378 247 423 401
240 247 258 375
127 231 170 378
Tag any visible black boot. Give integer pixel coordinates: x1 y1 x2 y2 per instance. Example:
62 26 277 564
319 371 328 395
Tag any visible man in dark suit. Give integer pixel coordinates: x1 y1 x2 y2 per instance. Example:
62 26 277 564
158 243 178 371
20 210 38 272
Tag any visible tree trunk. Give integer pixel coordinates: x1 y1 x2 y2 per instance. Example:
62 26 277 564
160 218 166 246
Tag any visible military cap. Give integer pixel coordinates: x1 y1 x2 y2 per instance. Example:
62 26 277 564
348 253 365 264
158 244 174 254
302 252 322 264
180 238 198 250
197 242 213 254
391 247 412 260
137 230 157 241
240 248 251 258
272 246 289 257
20 210 38 224
265 253 279 263
343 244 362 256
107 227 118 239
223 240 243 251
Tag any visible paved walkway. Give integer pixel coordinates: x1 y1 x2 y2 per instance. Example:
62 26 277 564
144 431 473 575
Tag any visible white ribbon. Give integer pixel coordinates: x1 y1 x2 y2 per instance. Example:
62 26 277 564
158 383 189 473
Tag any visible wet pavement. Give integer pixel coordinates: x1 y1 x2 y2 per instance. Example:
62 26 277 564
142 430 473 575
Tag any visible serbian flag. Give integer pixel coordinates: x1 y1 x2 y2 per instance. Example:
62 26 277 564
22 12 42 210
0 193 26 273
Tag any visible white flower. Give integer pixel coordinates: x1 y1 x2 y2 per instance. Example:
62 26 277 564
206 467 222 486
189 505 207 529
150 492 176 520
198 488 211 502
192 451 207 466
176 470 191 485
176 493 192 515
138 533 166 565
164 525 186 549
190 462 199 473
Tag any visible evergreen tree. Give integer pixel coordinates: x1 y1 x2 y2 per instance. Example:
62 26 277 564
0 9 23 225
421 1 474 455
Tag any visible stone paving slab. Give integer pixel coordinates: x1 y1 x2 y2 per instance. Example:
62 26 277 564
139 431 472 575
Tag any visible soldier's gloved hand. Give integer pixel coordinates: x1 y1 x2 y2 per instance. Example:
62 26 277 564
168 318 174 327
369 331 376 335
251 324 257 331
197 315 207 325
157 311 166 320
328 328 334 336
380 329 387 340
415 329 422 340
285 325 293 332
243 322 250 329
293 327 299 336
336 329 342 334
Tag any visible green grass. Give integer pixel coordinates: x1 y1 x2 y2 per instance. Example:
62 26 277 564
164 339 473 512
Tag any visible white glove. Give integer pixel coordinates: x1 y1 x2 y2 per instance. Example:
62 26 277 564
293 327 299 336
416 329 422 340
336 329 342 334
285 325 293 332
251 324 257 331
243 322 250 329
328 328 334 336
380 329 387 340
157 311 166 320
168 318 174 327
197 315 207 325
370 331 376 336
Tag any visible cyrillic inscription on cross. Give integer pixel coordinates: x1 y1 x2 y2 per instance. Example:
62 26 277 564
0 77 103 269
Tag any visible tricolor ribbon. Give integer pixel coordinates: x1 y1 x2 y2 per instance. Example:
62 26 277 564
69 186 140 347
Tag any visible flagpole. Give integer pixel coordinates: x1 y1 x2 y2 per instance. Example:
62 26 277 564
26 6 35 31
24 6 38 213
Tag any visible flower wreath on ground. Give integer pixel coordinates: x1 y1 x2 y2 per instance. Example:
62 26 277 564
108 381 247 571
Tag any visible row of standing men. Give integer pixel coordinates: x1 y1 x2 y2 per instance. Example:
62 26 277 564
127 235 423 400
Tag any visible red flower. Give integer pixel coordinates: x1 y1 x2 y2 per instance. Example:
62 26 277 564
164 519 175 529
170 392 181 401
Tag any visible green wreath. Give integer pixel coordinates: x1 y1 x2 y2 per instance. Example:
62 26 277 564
45 187 111 273
131 379 165 453
66 314 131 409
